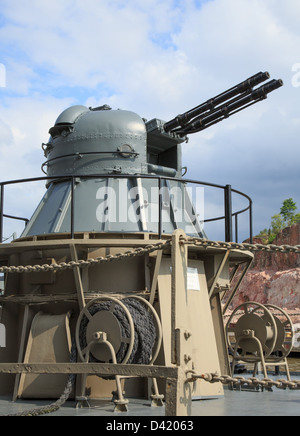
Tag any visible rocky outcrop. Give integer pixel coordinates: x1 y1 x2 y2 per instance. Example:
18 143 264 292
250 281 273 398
230 223 300 322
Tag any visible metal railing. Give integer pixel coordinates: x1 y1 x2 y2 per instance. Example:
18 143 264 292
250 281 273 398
0 174 253 243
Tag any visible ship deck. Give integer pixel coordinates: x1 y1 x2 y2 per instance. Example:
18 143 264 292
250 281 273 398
1 374 300 418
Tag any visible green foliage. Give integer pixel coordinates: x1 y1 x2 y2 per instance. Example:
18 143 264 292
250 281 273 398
280 198 297 226
269 214 284 242
294 213 300 224
257 198 300 244
257 228 269 244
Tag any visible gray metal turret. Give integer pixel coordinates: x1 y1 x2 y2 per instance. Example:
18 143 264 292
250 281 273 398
22 104 199 237
21 71 282 239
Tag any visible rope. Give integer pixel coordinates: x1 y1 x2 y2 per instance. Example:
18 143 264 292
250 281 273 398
79 298 156 367
3 298 156 414
6 340 77 416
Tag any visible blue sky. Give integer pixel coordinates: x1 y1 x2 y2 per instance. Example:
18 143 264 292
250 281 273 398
0 0 300 241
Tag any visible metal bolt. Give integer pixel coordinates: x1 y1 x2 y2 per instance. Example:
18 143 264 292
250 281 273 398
184 330 192 340
93 331 107 341
184 354 192 363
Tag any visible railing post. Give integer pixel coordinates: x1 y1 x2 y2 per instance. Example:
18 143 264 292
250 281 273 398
235 213 238 243
249 199 253 243
71 177 75 239
0 185 3 243
224 184 233 242
158 177 162 239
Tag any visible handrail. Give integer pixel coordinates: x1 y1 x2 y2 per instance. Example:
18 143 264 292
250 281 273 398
0 174 252 244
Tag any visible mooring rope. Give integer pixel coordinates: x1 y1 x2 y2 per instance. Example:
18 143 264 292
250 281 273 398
6 340 77 416
5 298 157 415
79 298 156 367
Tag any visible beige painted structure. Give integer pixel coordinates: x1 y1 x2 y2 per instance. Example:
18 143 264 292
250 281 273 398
0 230 253 415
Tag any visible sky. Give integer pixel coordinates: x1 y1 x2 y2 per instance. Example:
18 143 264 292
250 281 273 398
0 0 299 242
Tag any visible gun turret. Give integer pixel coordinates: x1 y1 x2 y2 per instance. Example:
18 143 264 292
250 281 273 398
164 72 283 136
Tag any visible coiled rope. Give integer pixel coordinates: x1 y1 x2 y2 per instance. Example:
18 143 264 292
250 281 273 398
79 298 156 368
6 298 156 415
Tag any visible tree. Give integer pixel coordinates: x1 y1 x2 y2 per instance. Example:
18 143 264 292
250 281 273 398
269 214 285 243
257 198 300 244
293 213 300 224
280 198 297 226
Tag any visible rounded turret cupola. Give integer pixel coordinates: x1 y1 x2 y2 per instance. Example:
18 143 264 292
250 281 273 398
43 105 147 177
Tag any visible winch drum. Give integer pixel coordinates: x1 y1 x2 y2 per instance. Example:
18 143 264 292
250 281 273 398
226 302 277 361
75 295 162 365
76 296 135 364
264 303 294 362
226 302 294 362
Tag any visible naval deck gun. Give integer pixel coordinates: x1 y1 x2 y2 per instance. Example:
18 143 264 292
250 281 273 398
0 72 284 415
164 71 282 135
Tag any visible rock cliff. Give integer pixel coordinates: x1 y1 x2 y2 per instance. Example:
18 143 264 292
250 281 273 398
229 223 300 322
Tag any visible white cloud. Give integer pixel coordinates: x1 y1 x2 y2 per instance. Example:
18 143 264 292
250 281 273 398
0 0 300 240
0 95 74 179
